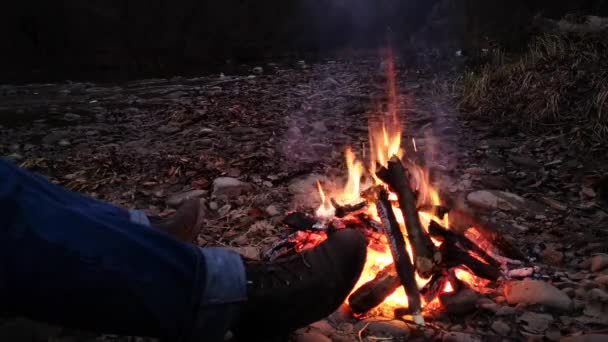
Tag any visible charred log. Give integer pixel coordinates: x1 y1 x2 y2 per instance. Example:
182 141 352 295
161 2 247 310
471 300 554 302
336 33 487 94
348 263 400 314
375 189 422 319
331 199 368 218
282 212 316 231
356 213 384 232
417 204 451 219
446 208 525 260
420 271 448 303
428 221 500 268
376 156 441 278
440 243 501 281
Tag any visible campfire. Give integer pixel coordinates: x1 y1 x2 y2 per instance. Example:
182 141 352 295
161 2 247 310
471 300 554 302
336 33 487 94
264 50 519 325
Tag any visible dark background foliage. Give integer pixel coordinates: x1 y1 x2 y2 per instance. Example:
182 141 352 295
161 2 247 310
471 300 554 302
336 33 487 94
1 0 607 82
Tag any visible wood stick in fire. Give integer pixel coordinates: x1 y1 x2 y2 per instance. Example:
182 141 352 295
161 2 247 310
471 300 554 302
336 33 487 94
348 263 400 314
375 189 423 324
376 156 441 279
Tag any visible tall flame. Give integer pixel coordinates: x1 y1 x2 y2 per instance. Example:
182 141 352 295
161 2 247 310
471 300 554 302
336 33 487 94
315 181 335 218
341 148 364 205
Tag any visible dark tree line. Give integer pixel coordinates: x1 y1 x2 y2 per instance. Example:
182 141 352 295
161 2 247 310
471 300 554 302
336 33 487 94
1 0 607 82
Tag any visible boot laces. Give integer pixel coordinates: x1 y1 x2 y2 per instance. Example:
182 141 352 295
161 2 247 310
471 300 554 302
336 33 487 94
254 254 313 289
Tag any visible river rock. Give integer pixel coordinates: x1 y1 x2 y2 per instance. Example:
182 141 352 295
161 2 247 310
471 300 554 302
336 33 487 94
230 126 258 134
265 204 281 217
312 121 328 132
42 131 68 144
588 288 608 302
491 321 511 336
480 175 513 189
63 112 81 121
517 311 553 334
355 319 410 338
467 190 527 211
545 328 562 341
212 177 253 198
510 154 542 168
166 190 206 208
440 289 479 315
294 331 331 342
543 248 564 266
442 332 482 342
590 254 608 272
595 275 608 286
496 306 517 316
58 139 71 146
504 279 572 312
308 320 335 336
561 334 608 342
477 297 499 312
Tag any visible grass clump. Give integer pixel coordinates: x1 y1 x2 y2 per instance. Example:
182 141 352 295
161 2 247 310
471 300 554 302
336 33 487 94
461 29 608 143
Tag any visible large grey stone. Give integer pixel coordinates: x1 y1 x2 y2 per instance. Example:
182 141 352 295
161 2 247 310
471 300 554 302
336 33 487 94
212 177 253 198
517 311 553 335
504 279 572 312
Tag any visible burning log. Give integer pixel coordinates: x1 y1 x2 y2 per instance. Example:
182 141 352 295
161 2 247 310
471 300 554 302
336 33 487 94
376 156 441 278
375 189 423 322
438 208 525 260
417 204 451 219
440 242 501 281
282 212 316 231
428 221 500 268
331 199 367 218
419 270 456 304
348 263 400 314
356 213 383 232
416 205 524 261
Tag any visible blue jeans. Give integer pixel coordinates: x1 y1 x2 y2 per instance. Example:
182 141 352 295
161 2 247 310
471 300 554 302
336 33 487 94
0 159 247 341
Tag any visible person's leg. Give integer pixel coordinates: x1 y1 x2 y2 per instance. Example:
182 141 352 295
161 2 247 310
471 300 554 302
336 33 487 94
0 160 129 216
0 159 246 341
0 159 368 341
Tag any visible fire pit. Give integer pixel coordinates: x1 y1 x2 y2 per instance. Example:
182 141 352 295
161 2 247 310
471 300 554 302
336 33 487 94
263 52 521 326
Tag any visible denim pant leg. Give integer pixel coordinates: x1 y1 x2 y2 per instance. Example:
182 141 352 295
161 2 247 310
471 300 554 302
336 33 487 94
0 159 247 341
0 159 128 216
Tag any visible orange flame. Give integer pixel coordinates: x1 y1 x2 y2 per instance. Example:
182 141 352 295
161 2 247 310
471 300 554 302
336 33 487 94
340 148 364 205
315 181 335 219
